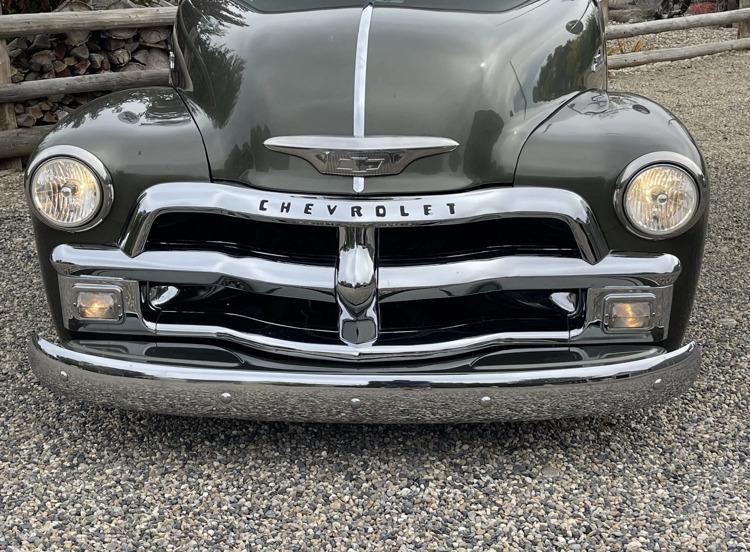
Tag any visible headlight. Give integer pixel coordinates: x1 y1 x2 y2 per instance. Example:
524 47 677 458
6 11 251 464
27 148 112 231
621 164 699 238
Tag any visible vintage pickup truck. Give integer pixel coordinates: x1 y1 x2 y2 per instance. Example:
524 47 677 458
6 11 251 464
25 0 707 423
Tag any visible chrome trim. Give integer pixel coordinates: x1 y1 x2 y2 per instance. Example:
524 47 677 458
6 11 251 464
614 151 708 240
29 337 702 423
52 246 680 304
574 286 673 344
336 226 378 345
118 183 609 264
155 323 569 362
58 275 148 336
353 3 373 192
378 253 681 300
53 245 336 303
25 145 114 233
263 135 460 178
354 4 372 139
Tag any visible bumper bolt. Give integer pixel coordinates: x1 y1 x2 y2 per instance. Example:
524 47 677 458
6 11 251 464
350 398 362 408
59 370 68 381
480 396 492 405
220 392 233 404
653 378 664 390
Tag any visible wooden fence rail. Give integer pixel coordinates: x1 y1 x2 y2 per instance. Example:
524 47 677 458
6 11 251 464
0 69 169 103
605 7 750 39
0 6 749 160
0 7 177 39
610 36 750 68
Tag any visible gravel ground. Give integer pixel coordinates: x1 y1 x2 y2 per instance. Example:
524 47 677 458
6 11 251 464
1 50 749 550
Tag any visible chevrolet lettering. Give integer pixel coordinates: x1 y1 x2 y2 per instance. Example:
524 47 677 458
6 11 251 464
25 0 707 423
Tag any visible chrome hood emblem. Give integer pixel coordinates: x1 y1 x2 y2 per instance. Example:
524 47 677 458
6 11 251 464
264 135 459 177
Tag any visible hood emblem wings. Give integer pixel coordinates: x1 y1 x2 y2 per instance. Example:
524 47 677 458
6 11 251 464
264 135 459 178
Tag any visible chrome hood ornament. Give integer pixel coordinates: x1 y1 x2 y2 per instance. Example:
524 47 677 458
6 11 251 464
264 5 458 193
263 135 459 178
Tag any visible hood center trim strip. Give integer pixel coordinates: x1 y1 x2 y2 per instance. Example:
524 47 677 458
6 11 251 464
353 4 373 193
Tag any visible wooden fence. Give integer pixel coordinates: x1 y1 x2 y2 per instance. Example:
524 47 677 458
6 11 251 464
0 5 748 161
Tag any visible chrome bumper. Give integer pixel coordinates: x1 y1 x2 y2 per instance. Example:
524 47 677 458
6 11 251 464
29 336 701 424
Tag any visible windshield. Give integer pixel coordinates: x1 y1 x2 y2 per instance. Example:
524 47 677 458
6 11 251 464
241 0 539 13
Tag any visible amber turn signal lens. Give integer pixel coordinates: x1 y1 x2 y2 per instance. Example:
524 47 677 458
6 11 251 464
607 301 653 330
76 290 121 321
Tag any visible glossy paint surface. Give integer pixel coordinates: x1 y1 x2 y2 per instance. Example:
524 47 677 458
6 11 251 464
515 91 708 349
30 87 210 335
174 0 606 194
26 3 707 357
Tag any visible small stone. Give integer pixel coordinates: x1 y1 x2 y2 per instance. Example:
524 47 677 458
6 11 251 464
38 102 52 112
718 318 738 328
64 56 77 67
11 72 25 84
14 104 25 115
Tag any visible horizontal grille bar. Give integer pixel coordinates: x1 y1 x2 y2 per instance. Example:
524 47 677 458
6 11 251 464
119 182 608 264
52 245 681 304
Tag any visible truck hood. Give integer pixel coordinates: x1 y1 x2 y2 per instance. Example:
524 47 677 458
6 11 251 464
174 0 605 195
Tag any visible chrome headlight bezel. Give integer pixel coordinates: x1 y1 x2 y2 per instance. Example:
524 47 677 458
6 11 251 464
614 151 707 240
25 145 113 232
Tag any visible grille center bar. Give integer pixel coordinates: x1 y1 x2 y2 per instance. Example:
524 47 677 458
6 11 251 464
336 226 378 345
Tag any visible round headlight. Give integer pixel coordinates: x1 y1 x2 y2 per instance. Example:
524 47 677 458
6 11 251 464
30 157 104 229
622 164 699 238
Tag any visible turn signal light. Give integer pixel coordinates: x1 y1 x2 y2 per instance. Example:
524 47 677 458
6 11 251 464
76 290 122 321
604 295 655 332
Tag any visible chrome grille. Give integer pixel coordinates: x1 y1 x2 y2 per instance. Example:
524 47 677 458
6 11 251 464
52 182 680 361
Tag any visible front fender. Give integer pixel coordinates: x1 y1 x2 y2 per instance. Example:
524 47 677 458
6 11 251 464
28 86 210 336
515 90 709 348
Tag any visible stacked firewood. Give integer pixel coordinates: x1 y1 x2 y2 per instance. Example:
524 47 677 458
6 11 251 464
7 0 174 128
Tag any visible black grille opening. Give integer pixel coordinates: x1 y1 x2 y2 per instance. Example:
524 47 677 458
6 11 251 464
146 213 338 266
379 218 580 265
150 285 340 342
378 290 572 345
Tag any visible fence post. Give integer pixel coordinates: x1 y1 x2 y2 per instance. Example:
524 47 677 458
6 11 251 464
0 6 21 171
741 0 750 38
601 0 609 24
